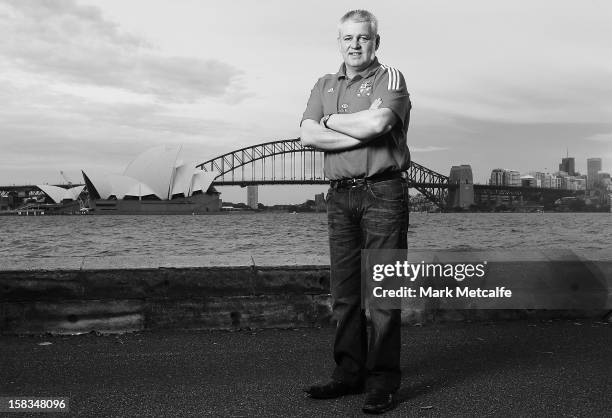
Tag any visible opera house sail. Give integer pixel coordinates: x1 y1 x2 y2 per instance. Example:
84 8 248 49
33 184 86 214
82 146 221 214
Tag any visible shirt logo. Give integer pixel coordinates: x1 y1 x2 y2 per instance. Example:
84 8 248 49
327 88 334 93
357 81 372 97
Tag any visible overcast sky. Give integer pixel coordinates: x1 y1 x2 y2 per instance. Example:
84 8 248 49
1 0 610 204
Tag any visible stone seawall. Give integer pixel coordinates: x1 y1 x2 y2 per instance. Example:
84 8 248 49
1 263 332 334
1 250 611 334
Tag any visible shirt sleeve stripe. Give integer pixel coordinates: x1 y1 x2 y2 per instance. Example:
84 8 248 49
382 65 391 90
395 67 401 90
395 68 401 90
381 64 402 91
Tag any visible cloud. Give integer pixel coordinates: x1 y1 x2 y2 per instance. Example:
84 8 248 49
0 0 250 103
586 133 612 143
0 80 266 181
0 98 255 151
415 67 612 126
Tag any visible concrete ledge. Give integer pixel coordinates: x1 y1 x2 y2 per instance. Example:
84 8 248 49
0 266 330 301
0 265 333 334
1 251 611 334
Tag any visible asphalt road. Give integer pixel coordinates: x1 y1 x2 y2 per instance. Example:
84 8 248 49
1 319 611 417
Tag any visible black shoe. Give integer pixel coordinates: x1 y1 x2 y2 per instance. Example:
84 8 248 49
304 380 363 399
362 390 395 414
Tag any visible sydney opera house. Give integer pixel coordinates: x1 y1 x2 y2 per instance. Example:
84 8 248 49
81 145 221 214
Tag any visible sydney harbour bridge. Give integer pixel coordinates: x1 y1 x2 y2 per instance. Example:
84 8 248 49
2 138 578 211
196 138 450 208
196 138 576 209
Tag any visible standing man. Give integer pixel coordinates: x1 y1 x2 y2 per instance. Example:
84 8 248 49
300 9 411 415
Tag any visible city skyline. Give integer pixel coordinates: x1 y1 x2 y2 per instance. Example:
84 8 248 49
1 0 611 204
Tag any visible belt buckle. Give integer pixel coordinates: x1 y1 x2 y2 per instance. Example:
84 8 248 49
331 177 366 189
350 178 365 188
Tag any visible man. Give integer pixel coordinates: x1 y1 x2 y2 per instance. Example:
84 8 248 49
300 9 411 415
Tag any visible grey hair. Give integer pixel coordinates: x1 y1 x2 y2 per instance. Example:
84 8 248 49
338 10 378 36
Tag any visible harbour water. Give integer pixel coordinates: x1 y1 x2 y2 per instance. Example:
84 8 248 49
0 212 610 265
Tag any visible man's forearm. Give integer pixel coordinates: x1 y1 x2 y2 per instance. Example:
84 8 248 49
325 108 396 140
300 119 362 151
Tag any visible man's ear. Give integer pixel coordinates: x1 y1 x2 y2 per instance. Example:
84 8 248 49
375 35 380 50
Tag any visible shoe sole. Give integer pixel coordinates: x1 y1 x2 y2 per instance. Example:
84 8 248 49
362 404 395 414
362 398 395 414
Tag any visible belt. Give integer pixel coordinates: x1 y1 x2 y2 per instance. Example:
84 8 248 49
329 171 402 189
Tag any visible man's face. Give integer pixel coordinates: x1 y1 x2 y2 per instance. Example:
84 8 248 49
338 20 379 75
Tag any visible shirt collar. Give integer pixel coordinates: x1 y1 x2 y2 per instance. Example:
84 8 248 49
336 57 381 81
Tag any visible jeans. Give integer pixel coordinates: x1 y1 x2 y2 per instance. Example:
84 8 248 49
327 177 408 392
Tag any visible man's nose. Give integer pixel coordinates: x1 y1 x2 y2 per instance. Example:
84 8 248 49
350 38 360 49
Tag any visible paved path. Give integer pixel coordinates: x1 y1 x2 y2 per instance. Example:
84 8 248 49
1 319 611 417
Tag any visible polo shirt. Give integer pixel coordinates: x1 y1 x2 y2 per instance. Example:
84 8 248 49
301 58 411 180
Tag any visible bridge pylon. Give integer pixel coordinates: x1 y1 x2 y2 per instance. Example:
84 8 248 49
447 165 474 210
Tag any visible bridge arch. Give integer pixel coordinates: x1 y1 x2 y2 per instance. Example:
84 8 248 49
197 138 325 184
197 138 451 208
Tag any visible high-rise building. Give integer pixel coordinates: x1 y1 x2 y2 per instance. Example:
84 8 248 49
550 175 562 189
247 185 258 209
559 157 575 176
489 169 505 186
556 171 572 189
587 158 602 189
489 168 520 186
506 170 521 187
529 171 548 188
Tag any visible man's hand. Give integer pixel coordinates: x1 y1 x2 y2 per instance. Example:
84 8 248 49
317 98 383 131
300 119 362 151
323 101 397 141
